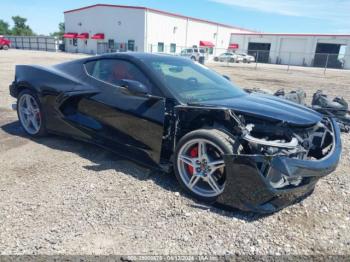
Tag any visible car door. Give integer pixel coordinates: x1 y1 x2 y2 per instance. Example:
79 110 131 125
78 58 166 166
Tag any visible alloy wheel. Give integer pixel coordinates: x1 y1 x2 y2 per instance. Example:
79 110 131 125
18 94 42 135
177 139 226 198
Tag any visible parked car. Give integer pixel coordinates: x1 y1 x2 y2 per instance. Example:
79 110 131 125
0 36 11 50
9 53 341 213
180 48 205 61
213 52 242 63
236 52 255 63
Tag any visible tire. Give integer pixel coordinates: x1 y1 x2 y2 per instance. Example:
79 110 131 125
17 89 47 137
191 56 197 61
229 58 235 63
214 57 219 62
3 45 9 50
174 129 238 203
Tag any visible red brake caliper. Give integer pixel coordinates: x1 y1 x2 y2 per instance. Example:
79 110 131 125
36 110 41 121
187 146 198 175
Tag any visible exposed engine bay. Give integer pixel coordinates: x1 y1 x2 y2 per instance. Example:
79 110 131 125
209 109 341 212
231 111 335 189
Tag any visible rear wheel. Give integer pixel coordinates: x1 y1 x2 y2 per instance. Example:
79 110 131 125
3 45 9 50
17 89 47 137
174 129 238 202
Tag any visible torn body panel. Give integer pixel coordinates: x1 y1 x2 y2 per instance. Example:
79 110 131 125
173 105 243 141
217 118 341 213
160 103 240 168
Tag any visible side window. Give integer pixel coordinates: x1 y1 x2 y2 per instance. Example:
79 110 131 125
170 43 176 53
128 40 135 51
157 42 164 52
108 39 114 49
84 59 161 96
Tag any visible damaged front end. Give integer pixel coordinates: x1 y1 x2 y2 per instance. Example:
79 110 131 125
217 113 342 213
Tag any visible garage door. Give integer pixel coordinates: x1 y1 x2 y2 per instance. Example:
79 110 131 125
279 38 307 66
314 43 343 68
247 42 271 63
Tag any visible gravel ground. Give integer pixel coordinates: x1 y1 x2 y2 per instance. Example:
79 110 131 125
0 50 349 256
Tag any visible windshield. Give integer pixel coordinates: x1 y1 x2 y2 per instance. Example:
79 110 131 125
144 56 245 103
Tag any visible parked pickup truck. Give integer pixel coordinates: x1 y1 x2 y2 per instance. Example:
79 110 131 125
0 36 11 50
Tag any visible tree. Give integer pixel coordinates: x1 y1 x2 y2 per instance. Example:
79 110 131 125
59 22 65 33
50 22 65 39
0 19 11 35
11 16 35 36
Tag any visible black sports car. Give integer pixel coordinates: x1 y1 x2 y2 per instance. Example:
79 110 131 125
9 53 342 213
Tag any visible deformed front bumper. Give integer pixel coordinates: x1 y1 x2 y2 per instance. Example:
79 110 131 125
216 118 342 213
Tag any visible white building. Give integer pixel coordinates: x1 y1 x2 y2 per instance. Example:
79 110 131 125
63 4 254 55
230 33 350 69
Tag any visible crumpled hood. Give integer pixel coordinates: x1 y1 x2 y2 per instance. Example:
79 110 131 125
199 93 322 126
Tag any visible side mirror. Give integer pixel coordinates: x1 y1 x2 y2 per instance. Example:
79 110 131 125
120 79 149 96
223 75 231 81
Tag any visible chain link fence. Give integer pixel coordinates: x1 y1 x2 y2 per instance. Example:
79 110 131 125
5 35 59 52
6 37 347 73
211 48 349 73
146 44 349 72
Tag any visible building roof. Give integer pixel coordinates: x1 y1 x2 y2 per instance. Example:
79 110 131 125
231 32 350 37
64 4 255 32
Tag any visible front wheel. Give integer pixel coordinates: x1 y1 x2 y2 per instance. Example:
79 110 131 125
17 89 47 137
3 45 9 50
174 129 238 202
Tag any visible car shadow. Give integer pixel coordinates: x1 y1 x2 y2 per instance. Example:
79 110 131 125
1 120 270 221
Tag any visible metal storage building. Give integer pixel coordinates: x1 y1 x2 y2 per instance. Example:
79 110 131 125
63 4 254 55
229 33 350 69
